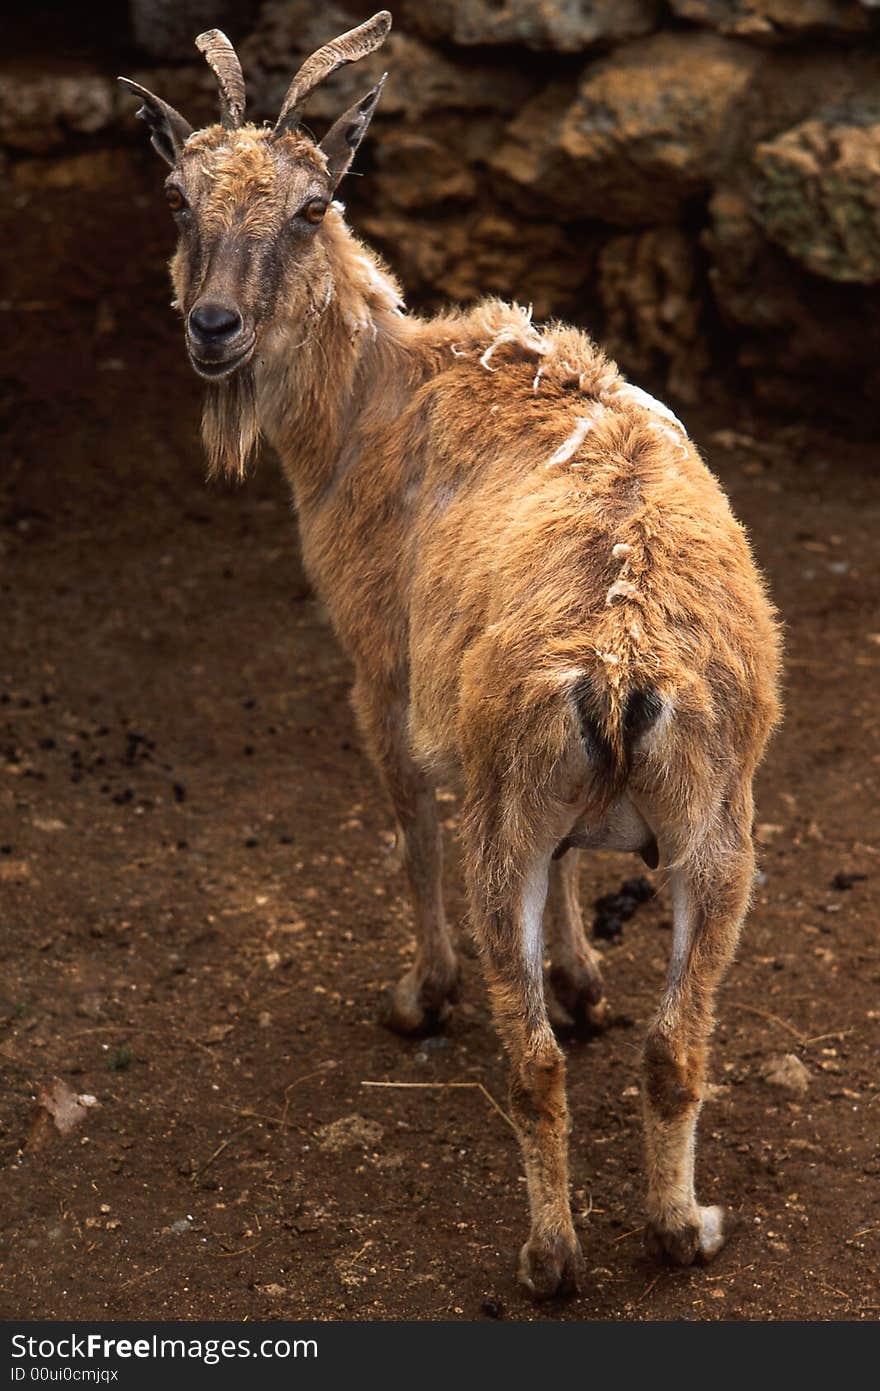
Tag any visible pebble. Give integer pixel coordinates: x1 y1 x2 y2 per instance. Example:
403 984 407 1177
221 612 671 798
762 1053 810 1096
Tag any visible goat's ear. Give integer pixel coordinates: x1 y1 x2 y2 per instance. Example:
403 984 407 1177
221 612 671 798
319 76 386 189
118 78 193 166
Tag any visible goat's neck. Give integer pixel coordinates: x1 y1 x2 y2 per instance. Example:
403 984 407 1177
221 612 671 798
255 212 411 511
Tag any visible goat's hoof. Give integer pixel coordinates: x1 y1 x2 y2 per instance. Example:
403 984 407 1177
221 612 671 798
517 1232 585 1300
548 968 612 1038
380 967 458 1037
645 1204 730 1267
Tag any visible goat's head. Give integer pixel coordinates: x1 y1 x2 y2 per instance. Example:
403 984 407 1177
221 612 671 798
120 12 391 384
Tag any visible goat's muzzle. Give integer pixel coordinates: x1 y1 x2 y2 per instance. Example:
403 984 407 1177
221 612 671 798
186 298 254 380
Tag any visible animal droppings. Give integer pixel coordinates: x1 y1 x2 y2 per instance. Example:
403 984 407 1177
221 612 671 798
831 871 867 891
593 875 655 940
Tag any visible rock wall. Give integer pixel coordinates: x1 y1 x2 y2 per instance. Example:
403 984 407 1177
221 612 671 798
6 0 880 423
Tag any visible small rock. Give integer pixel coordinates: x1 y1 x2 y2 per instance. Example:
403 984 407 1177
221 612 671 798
755 822 784 844
316 1114 384 1154
762 1053 810 1097
201 1023 233 1046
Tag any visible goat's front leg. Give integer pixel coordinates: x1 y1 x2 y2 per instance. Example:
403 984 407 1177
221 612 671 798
642 815 755 1265
545 850 612 1033
351 679 459 1035
465 837 584 1299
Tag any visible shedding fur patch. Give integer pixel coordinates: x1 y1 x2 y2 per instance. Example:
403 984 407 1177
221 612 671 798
606 578 640 606
610 383 687 434
477 303 547 371
650 419 689 459
548 416 594 466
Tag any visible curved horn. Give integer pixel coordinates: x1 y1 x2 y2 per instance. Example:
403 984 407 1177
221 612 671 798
195 29 246 129
272 10 391 140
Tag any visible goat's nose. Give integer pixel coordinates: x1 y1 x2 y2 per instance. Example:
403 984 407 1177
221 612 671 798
188 301 242 342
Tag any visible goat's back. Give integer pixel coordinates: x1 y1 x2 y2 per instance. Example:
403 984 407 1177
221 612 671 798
404 310 781 807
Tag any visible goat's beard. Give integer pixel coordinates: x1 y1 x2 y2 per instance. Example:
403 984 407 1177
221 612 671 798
201 365 260 482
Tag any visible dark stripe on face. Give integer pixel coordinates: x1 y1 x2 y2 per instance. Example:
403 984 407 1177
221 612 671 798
254 233 287 320
197 230 256 313
177 221 204 311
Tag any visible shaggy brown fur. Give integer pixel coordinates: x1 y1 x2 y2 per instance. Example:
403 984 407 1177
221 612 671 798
123 16 782 1300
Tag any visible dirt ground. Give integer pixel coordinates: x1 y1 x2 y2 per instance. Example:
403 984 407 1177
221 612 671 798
0 157 878 1324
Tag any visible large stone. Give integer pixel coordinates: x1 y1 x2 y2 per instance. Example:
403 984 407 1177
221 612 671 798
436 213 597 320
705 185 880 413
598 228 709 401
491 32 761 224
240 1 534 126
397 0 658 51
752 109 880 283
670 0 875 39
373 131 479 211
11 149 136 191
361 209 597 321
129 0 262 60
0 74 117 154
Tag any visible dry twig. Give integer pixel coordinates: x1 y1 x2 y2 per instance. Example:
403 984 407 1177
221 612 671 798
361 1079 515 1132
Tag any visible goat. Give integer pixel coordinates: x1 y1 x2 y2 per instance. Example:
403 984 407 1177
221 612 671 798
121 11 782 1299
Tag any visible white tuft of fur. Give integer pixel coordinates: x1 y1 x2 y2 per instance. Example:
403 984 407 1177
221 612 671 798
610 383 687 434
548 415 594 466
606 578 640 606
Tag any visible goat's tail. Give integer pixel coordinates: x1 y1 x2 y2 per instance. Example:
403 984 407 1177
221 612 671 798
571 672 664 799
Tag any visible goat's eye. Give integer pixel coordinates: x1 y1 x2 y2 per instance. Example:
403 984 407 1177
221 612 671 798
165 186 187 213
303 199 327 225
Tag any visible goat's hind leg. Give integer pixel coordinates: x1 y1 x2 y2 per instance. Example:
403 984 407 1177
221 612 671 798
352 680 459 1035
465 835 584 1298
642 813 755 1265
545 849 612 1034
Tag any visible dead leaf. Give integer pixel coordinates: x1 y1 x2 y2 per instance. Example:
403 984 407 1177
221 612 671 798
28 1078 90 1151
